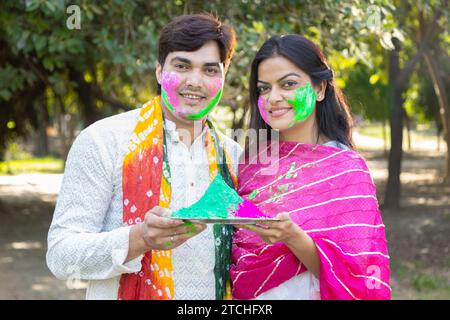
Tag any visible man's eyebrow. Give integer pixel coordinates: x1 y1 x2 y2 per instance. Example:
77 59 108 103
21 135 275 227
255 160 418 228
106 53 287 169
170 57 191 64
257 80 270 85
278 72 302 82
204 62 221 68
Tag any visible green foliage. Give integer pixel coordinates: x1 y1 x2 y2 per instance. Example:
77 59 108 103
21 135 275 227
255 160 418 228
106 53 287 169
0 0 447 160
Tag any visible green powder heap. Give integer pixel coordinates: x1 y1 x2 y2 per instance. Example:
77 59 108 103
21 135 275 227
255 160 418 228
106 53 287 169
171 174 243 219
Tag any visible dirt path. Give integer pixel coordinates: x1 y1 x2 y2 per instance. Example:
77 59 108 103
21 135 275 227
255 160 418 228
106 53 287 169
0 175 86 299
0 151 449 299
365 151 450 299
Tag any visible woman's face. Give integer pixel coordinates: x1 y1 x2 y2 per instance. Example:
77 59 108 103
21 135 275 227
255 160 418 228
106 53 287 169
256 55 324 131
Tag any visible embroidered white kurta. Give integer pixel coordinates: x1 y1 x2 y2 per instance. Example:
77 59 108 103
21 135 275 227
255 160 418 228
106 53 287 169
46 108 242 300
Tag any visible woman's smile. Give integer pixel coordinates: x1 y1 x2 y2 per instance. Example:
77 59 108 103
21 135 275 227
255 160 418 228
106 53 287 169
268 107 293 118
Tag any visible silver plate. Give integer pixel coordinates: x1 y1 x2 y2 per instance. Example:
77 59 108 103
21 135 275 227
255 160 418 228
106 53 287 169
170 217 280 224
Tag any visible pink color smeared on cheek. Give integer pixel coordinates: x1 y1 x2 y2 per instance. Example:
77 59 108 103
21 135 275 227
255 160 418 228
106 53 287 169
208 78 223 96
257 96 269 123
161 71 182 111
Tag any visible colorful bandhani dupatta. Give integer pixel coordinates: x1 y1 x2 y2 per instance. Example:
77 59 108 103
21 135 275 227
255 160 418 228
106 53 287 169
118 96 236 300
230 141 391 300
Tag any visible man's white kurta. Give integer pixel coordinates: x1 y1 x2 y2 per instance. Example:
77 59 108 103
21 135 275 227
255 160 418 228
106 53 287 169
46 108 242 300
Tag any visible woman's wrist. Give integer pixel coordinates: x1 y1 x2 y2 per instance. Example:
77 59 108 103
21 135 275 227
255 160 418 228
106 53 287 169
284 224 308 248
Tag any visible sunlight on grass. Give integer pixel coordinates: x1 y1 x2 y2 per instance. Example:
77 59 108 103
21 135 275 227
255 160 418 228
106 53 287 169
0 158 64 175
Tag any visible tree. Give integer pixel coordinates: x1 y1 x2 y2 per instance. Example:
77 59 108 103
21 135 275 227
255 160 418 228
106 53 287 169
1 0 390 160
418 7 450 182
382 1 445 209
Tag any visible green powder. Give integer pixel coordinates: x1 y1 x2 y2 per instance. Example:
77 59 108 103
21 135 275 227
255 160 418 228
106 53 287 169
287 82 317 127
184 220 197 234
171 174 243 219
285 162 296 179
277 184 289 192
248 190 259 200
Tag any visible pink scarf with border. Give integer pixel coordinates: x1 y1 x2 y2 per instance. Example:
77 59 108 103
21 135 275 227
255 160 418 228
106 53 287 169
231 141 391 300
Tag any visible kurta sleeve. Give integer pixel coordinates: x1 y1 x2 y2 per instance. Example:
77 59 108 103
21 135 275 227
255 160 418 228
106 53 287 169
46 128 143 281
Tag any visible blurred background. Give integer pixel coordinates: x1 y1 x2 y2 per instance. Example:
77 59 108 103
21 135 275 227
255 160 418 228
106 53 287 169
0 0 449 299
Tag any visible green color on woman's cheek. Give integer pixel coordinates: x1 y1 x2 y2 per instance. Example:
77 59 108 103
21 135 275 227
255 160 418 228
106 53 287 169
185 87 223 120
287 82 317 127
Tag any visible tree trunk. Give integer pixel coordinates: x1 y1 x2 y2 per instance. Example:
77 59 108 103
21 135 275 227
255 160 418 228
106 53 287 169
404 109 412 151
384 47 404 210
383 8 441 209
382 119 388 156
0 101 9 161
423 52 450 182
418 8 450 181
437 125 441 152
35 96 49 157
69 67 103 127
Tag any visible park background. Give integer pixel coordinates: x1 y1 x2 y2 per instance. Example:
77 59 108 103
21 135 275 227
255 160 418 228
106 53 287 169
0 0 449 299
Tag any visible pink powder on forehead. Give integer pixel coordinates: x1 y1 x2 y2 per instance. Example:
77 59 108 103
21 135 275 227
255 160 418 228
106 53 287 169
257 96 269 123
161 71 182 112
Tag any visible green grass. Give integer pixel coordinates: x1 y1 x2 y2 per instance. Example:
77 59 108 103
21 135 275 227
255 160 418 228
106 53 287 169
411 273 441 291
356 124 390 140
390 258 450 300
0 157 64 174
356 122 439 140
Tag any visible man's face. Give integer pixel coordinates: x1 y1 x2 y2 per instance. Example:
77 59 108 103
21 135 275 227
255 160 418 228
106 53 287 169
156 40 224 121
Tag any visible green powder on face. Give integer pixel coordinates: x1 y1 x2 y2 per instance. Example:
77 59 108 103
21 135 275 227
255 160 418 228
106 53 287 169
185 87 223 120
277 184 289 192
171 174 243 219
287 82 317 128
161 86 223 120
161 89 175 113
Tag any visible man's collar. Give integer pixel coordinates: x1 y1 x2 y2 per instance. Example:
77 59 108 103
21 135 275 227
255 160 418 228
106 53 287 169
163 117 209 144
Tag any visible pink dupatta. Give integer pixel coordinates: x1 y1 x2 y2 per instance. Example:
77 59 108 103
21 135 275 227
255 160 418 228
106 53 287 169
230 141 391 300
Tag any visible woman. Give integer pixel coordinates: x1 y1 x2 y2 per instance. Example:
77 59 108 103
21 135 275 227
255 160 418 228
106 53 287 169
230 35 390 300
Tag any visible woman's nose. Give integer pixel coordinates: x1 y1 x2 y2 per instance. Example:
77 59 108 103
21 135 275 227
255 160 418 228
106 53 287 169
268 86 283 105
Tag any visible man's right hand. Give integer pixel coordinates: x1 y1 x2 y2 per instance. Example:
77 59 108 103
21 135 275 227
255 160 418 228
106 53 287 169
139 206 207 250
126 206 207 262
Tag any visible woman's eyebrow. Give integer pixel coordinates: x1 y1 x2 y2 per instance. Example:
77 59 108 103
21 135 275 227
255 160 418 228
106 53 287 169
278 72 302 82
258 72 302 85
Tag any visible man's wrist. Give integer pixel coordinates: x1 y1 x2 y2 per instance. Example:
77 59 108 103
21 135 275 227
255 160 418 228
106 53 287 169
132 223 152 253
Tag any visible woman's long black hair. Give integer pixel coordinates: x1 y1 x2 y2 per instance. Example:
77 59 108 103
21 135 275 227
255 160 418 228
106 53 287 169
248 35 355 149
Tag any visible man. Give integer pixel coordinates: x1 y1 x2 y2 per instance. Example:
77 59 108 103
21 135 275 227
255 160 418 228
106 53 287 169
46 13 241 300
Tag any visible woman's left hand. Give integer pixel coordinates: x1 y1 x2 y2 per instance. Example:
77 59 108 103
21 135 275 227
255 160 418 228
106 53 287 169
234 212 304 246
